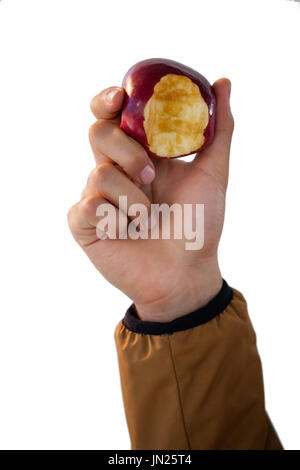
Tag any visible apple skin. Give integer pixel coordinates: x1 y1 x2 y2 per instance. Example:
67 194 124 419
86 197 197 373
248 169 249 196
120 58 216 158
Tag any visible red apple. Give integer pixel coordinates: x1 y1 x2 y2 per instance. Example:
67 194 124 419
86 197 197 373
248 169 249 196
120 58 216 159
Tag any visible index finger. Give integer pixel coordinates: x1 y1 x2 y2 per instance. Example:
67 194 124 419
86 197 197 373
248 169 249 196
90 86 125 120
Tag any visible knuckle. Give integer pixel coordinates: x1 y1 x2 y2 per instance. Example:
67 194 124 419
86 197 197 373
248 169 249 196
90 100 96 115
87 166 99 186
88 120 111 143
90 94 100 115
79 196 95 217
88 122 98 142
67 203 78 231
81 186 88 199
67 208 73 226
95 163 114 187
228 113 234 131
86 163 114 195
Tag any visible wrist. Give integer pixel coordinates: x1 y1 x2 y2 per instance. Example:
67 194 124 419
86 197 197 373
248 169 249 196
135 257 223 323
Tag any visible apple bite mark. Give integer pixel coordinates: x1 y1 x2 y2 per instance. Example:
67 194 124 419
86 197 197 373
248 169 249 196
143 74 209 158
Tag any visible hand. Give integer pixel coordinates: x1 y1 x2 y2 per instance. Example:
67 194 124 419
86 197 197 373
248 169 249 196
68 80 234 322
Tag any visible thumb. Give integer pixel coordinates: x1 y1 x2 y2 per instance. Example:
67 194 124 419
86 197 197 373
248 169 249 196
193 78 234 182
208 78 234 175
193 78 234 184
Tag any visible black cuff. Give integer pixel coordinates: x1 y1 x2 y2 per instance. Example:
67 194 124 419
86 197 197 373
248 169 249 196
122 279 233 335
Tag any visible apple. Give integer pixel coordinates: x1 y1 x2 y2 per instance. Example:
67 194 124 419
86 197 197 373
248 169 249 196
120 58 216 159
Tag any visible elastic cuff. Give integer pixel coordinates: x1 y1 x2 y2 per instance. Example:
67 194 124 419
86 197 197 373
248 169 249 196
122 279 233 335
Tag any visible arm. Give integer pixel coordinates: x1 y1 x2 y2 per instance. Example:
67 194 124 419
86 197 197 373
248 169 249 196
68 79 282 450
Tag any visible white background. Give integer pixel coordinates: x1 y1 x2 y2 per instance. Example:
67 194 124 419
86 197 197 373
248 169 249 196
0 0 299 450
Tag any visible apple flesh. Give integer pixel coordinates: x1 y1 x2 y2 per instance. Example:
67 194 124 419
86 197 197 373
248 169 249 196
120 58 216 158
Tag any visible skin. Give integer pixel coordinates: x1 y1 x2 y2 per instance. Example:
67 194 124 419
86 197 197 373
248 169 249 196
68 79 234 322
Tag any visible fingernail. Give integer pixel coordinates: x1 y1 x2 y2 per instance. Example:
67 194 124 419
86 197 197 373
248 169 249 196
140 164 155 184
106 88 121 103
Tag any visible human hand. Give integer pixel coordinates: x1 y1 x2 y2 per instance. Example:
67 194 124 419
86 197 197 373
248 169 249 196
68 79 234 322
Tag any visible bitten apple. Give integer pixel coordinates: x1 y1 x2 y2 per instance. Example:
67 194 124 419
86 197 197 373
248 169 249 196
120 58 216 158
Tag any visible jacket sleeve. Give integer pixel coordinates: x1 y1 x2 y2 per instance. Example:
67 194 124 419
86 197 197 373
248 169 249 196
114 280 283 450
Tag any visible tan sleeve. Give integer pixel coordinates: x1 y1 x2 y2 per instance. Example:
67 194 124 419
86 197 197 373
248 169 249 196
114 282 283 450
